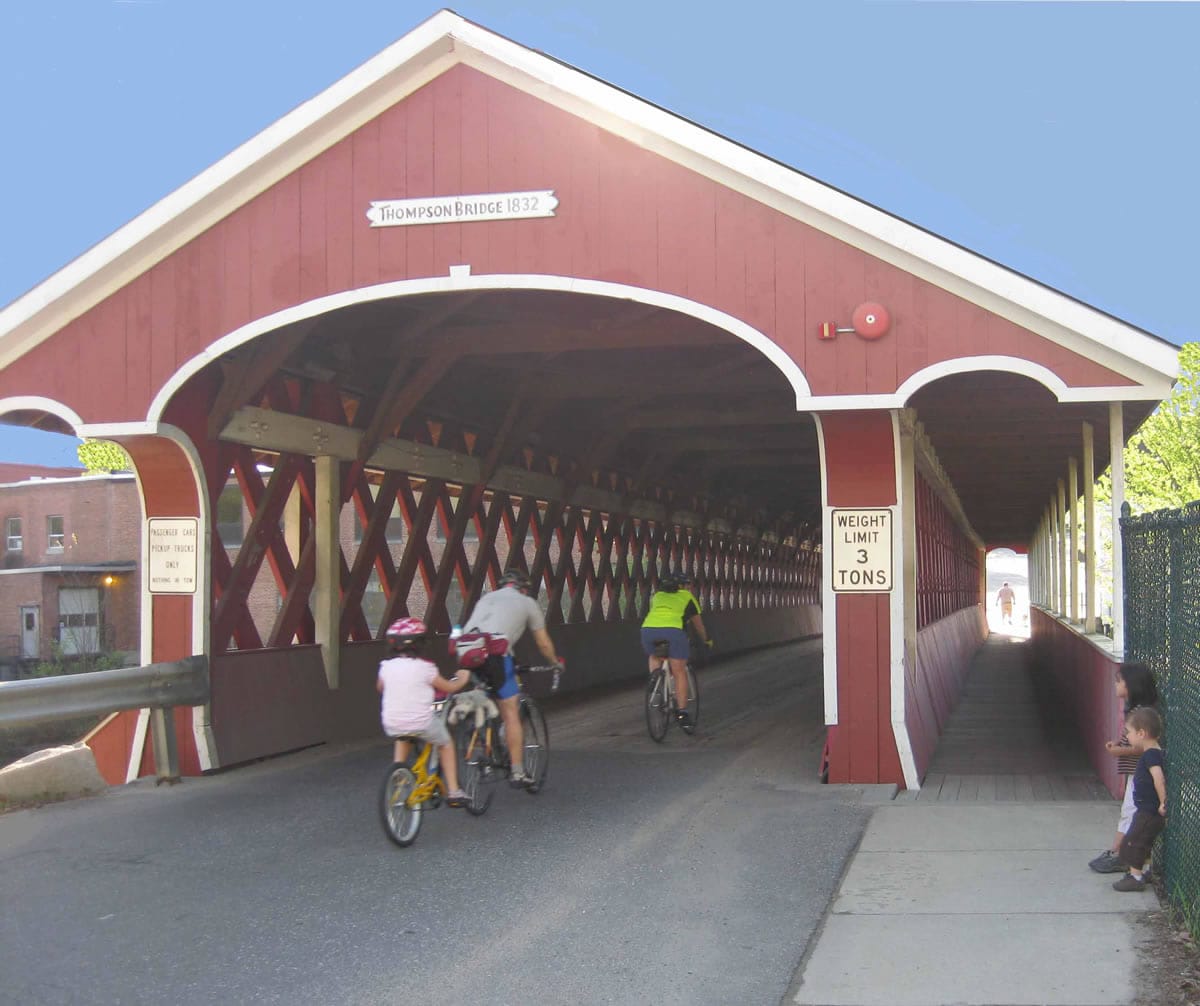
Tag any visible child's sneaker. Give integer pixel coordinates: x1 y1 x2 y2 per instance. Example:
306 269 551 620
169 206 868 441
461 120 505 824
446 790 468 808
509 768 531 789
1113 873 1147 892
1088 850 1124 874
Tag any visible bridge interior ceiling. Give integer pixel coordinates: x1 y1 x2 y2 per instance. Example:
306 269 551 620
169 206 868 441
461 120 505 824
207 291 822 532
185 290 831 647
908 372 1155 546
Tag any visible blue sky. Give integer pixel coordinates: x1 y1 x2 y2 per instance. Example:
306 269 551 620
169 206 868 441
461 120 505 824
0 0 1195 466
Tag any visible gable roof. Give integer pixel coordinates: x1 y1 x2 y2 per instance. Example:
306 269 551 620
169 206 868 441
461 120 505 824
0 9 1178 393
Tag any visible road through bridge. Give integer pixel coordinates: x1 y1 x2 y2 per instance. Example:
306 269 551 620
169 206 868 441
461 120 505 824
0 640 883 1006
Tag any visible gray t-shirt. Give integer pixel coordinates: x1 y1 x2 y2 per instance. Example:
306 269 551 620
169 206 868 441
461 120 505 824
466 586 545 644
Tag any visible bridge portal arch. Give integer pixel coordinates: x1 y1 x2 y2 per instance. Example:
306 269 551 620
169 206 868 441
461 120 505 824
0 11 1177 788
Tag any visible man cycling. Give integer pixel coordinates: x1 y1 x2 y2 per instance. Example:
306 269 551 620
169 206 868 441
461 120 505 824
462 569 565 787
641 570 711 728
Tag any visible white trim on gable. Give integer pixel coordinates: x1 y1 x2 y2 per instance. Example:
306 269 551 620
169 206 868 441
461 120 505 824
0 10 1178 396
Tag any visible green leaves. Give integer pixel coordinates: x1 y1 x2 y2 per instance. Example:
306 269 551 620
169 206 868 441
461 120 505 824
1122 342 1200 513
76 439 132 474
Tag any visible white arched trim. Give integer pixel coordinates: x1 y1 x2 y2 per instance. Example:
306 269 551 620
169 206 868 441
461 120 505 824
799 356 1172 413
82 420 216 773
146 273 813 423
896 356 1070 403
0 396 85 431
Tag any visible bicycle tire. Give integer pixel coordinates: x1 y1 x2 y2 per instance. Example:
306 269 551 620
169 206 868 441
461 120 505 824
520 698 550 794
454 719 496 817
380 759 422 847
645 668 670 742
680 664 700 735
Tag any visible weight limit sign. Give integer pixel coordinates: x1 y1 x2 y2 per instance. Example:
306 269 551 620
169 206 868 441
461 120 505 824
830 508 893 593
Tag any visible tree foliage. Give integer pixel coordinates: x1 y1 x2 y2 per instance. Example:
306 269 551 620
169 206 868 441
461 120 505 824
1121 342 1200 512
77 439 132 474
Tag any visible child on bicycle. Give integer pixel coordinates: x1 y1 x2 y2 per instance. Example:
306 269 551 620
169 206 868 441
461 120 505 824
376 617 471 808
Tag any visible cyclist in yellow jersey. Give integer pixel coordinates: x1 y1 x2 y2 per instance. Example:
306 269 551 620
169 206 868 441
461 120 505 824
640 571 712 727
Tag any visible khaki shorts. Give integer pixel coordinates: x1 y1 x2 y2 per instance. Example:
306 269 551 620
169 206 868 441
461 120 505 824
388 715 451 748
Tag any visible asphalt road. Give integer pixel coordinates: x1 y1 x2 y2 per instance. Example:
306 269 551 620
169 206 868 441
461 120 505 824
0 639 876 1006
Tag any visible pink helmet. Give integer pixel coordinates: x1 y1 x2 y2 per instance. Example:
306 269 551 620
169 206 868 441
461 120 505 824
386 617 428 643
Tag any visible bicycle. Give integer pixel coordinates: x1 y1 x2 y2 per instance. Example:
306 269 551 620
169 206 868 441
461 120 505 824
449 664 561 815
645 639 700 742
378 701 450 847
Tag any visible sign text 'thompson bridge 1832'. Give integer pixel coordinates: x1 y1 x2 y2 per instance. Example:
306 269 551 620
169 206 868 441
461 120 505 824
366 190 559 227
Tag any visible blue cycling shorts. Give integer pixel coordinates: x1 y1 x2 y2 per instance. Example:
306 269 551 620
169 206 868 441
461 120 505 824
494 653 520 700
641 626 689 659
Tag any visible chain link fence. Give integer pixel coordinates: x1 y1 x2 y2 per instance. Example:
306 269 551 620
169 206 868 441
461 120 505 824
1122 500 1200 936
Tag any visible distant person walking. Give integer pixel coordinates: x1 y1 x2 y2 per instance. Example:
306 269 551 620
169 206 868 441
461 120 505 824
996 582 1016 625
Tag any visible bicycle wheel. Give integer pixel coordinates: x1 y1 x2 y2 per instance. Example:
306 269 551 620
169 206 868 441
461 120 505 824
379 759 422 847
454 719 497 816
520 698 550 794
645 667 670 742
680 664 700 735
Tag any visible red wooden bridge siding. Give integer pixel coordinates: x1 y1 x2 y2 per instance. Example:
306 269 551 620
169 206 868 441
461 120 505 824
0 65 1132 423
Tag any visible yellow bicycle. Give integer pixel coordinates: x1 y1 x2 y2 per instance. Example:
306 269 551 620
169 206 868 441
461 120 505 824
379 731 446 847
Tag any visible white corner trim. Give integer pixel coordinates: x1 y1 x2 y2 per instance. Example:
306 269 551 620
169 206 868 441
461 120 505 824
813 414 838 727
890 411 920 790
145 274 813 422
0 396 85 430
126 708 150 784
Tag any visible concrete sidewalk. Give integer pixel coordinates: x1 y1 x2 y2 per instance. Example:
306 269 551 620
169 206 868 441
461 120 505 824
788 801 1156 1006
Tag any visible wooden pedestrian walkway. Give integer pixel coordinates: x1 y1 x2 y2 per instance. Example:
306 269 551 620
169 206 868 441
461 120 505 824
896 632 1114 803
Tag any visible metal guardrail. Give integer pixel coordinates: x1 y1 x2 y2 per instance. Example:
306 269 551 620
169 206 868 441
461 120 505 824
0 656 209 729
0 656 209 784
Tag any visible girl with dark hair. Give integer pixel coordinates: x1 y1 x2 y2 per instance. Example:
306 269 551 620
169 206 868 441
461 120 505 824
1089 661 1160 874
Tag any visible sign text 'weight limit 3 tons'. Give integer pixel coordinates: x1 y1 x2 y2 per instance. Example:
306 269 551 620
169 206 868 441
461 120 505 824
830 508 893 592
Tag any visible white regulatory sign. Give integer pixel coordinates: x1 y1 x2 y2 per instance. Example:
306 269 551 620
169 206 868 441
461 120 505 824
148 518 199 594
366 190 558 227
830 508 893 593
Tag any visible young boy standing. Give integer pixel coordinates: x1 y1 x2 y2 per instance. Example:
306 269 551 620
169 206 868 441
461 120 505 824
1112 706 1167 892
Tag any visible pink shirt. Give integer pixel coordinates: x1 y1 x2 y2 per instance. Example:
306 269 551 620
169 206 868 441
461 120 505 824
378 655 439 735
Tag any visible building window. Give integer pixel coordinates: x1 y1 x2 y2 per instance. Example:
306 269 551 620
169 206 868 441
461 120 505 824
46 515 65 552
6 516 22 552
58 586 100 655
217 483 245 548
354 491 405 545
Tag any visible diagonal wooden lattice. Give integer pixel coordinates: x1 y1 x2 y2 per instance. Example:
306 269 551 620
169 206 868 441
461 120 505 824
210 467 824 655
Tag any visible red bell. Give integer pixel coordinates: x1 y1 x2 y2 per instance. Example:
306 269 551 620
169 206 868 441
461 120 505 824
852 302 890 340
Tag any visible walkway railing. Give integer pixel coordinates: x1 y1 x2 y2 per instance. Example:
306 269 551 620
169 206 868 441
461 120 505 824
0 656 209 783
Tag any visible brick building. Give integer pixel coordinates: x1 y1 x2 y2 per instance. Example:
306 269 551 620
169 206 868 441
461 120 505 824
0 468 140 676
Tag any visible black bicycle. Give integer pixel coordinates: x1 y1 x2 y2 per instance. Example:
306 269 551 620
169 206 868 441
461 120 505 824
448 664 560 815
645 639 700 742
